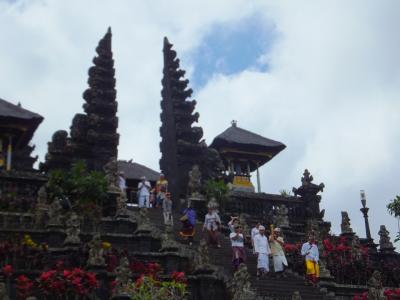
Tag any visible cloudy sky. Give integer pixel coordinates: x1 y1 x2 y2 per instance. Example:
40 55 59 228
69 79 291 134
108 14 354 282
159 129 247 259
1 0 399 245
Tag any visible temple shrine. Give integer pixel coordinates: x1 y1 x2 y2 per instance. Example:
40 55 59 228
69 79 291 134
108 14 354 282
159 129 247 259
210 120 286 192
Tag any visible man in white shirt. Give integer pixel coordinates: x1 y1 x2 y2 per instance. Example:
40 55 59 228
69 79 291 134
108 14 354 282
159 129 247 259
229 225 246 271
251 222 261 253
254 225 271 277
301 236 320 286
137 176 151 208
119 171 127 192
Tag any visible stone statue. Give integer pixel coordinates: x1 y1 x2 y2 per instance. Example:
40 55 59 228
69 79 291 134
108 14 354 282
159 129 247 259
34 186 49 228
115 191 128 217
135 207 153 233
229 264 257 300
114 256 132 295
87 233 106 267
64 212 81 245
103 157 120 192
351 235 362 261
367 271 385 300
0 282 10 300
188 164 202 197
378 225 394 251
340 211 353 234
274 204 290 228
47 198 63 227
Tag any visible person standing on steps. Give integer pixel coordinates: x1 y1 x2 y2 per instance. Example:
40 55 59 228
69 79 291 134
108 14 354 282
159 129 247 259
202 207 221 248
228 216 240 233
230 225 246 271
137 176 151 208
251 222 261 253
254 225 271 278
301 235 320 286
162 192 173 226
269 227 288 277
155 173 168 208
179 203 196 245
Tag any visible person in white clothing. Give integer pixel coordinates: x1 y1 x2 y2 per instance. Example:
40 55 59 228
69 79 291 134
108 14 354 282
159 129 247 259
137 176 151 208
254 225 271 277
202 208 221 248
251 222 261 253
301 236 320 286
269 227 288 277
229 225 246 271
119 171 127 192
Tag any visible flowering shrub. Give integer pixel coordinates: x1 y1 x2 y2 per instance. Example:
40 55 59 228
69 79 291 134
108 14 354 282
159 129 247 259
354 289 400 300
0 239 47 270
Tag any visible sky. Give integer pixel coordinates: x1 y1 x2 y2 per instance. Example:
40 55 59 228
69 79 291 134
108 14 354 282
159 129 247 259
1 0 399 246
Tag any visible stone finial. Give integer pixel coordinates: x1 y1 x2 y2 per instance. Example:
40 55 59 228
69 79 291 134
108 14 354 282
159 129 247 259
103 157 120 193
292 169 325 196
34 186 49 228
188 164 202 197
367 271 385 300
378 225 394 251
87 233 106 267
301 169 313 185
340 211 353 234
114 256 132 295
229 264 257 300
64 212 81 245
274 204 290 228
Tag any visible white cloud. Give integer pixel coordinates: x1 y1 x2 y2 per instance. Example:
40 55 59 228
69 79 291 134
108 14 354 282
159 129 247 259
1 0 399 244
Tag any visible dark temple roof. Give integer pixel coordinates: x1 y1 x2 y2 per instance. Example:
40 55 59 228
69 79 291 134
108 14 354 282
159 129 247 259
210 123 286 152
0 98 43 148
118 160 160 182
0 98 43 120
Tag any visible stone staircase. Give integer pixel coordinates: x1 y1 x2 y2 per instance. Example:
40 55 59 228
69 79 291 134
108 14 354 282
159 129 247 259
146 208 324 299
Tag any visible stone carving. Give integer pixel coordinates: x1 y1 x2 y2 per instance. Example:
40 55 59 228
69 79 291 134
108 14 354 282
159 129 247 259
87 233 106 267
0 282 10 300
47 198 63 227
116 191 128 217
34 185 49 228
104 157 120 192
193 239 213 272
378 225 394 251
340 211 353 234
274 204 289 228
366 271 385 300
64 212 81 245
135 208 153 234
160 225 180 252
188 164 202 197
291 291 302 300
301 169 313 185
229 264 257 300
114 256 132 295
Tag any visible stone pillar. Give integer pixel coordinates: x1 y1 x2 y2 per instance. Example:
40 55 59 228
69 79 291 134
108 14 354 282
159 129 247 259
360 190 372 240
256 163 261 193
6 136 12 171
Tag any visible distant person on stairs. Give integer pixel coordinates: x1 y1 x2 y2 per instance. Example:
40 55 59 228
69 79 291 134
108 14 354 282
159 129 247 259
155 173 168 208
251 222 261 253
203 208 221 248
230 224 246 271
228 216 240 233
301 236 320 286
269 227 288 277
254 225 271 278
162 192 173 226
179 203 196 245
137 176 151 208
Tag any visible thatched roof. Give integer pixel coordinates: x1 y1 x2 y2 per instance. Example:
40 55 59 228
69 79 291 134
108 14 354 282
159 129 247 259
118 160 160 182
0 98 43 120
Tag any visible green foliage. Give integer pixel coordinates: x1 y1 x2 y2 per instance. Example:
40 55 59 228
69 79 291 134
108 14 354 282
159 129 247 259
204 179 229 210
387 195 400 242
280 189 292 197
126 276 188 300
46 161 108 218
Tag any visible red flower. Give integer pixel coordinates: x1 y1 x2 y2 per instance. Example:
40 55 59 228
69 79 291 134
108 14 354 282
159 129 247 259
136 274 145 288
40 270 57 281
85 272 99 288
17 275 34 298
2 264 14 277
171 271 187 283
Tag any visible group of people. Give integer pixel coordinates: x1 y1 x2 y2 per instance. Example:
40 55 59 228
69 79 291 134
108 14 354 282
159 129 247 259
120 172 320 286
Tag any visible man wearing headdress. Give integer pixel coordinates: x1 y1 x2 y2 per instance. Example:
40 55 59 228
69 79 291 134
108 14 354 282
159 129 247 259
254 225 271 277
301 235 320 286
269 227 288 277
